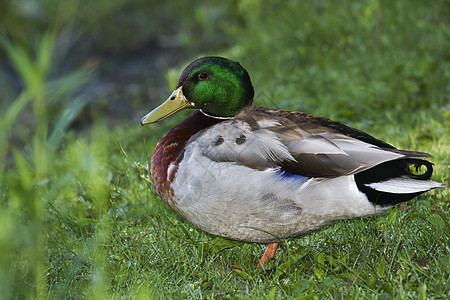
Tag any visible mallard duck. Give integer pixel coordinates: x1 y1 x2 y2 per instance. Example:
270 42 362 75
141 56 444 267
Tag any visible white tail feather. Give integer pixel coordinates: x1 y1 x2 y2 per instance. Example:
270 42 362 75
365 176 444 194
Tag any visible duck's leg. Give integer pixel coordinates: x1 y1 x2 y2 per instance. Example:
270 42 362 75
258 242 279 267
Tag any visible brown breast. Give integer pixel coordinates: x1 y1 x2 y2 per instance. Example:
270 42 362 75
150 110 222 210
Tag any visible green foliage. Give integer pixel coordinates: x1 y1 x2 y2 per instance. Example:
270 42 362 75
0 0 448 299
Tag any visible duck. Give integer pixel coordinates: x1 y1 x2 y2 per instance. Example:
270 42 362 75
141 56 444 267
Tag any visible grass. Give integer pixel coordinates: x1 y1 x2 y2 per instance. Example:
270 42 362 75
0 0 449 299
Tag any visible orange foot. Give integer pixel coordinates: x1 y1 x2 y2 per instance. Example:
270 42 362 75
258 242 279 267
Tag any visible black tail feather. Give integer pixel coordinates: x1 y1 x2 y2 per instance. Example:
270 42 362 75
355 158 435 207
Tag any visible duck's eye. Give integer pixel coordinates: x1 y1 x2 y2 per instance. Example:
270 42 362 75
198 72 209 80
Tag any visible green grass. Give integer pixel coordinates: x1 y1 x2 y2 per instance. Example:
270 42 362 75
1 0 449 299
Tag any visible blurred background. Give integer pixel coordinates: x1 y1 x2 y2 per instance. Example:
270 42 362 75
2 0 448 131
0 0 448 298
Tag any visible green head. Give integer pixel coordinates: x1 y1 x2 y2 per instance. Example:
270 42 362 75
141 56 254 124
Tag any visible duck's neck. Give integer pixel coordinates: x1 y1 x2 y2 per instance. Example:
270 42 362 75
150 110 223 205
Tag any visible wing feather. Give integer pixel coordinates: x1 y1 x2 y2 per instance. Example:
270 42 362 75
193 106 431 177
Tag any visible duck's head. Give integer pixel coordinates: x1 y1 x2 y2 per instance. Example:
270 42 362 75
141 56 254 125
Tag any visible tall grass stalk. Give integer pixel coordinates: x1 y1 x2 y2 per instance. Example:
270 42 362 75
1 33 56 299
1 32 94 298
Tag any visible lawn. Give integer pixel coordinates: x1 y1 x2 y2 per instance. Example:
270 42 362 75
0 0 448 299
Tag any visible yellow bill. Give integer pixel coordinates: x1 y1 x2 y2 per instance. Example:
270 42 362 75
141 87 195 125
